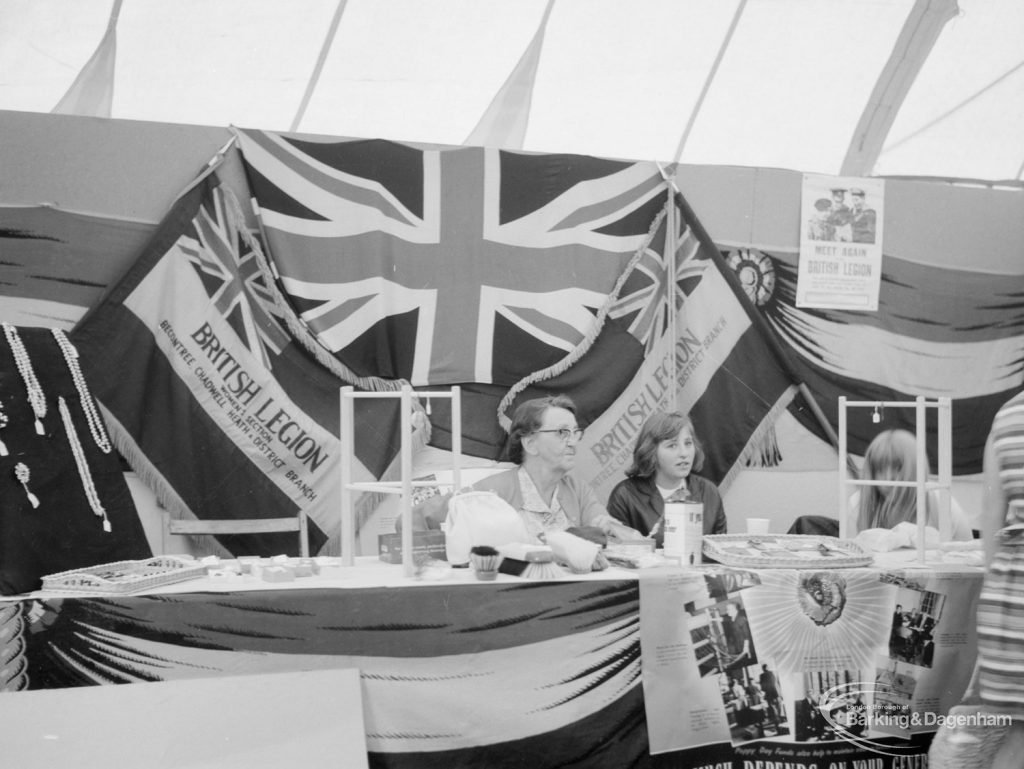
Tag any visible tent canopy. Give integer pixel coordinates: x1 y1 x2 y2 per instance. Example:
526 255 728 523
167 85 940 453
1 0 1021 185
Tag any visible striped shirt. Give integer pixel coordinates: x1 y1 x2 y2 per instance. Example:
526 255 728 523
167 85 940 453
977 391 1024 716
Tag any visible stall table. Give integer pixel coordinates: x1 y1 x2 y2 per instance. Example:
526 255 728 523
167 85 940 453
0 553 984 768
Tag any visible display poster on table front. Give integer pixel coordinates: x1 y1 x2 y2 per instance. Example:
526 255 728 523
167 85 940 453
796 174 884 311
638 562 982 765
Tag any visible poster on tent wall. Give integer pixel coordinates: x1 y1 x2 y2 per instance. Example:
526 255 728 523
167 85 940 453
796 174 884 311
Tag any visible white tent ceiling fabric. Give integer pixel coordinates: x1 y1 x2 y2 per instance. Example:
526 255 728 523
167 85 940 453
0 0 1021 184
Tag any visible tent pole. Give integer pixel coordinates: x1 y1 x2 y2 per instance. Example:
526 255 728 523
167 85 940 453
665 189 678 405
464 0 555 149
671 0 747 164
51 0 124 118
840 0 958 176
290 0 349 132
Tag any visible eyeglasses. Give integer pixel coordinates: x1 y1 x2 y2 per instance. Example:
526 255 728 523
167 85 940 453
533 427 584 443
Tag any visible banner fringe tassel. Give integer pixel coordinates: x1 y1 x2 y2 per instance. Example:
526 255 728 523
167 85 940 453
722 384 798 492
99 406 233 558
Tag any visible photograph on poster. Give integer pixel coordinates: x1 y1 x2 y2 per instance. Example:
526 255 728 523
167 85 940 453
887 586 945 668
682 568 761 616
872 659 917 738
688 597 759 678
720 659 790 744
790 669 865 743
805 186 878 245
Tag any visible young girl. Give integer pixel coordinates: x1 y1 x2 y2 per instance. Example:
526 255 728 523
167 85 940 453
606 411 727 545
848 428 972 540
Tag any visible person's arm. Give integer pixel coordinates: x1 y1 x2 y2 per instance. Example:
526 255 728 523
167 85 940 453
705 483 728 534
981 433 1007 566
736 617 752 660
574 478 644 541
606 479 662 539
947 494 974 541
605 482 635 528
924 488 972 541
592 510 645 541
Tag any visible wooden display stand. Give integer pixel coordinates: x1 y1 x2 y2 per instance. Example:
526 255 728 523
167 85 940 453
339 385 463 577
838 395 952 564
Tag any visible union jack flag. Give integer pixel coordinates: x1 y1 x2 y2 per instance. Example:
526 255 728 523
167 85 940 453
609 215 706 356
181 186 289 368
236 129 670 387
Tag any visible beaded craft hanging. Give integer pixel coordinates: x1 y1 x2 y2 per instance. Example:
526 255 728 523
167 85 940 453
51 328 112 453
2 322 47 435
59 396 112 532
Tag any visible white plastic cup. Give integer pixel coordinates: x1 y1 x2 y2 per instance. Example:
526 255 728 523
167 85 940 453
746 517 771 535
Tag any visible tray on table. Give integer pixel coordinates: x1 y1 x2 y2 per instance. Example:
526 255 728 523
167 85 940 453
702 533 873 569
40 556 207 594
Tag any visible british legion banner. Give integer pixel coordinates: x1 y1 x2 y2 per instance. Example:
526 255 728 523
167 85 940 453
71 153 402 555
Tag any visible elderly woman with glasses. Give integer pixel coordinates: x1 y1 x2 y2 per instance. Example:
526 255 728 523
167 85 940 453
411 394 641 543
